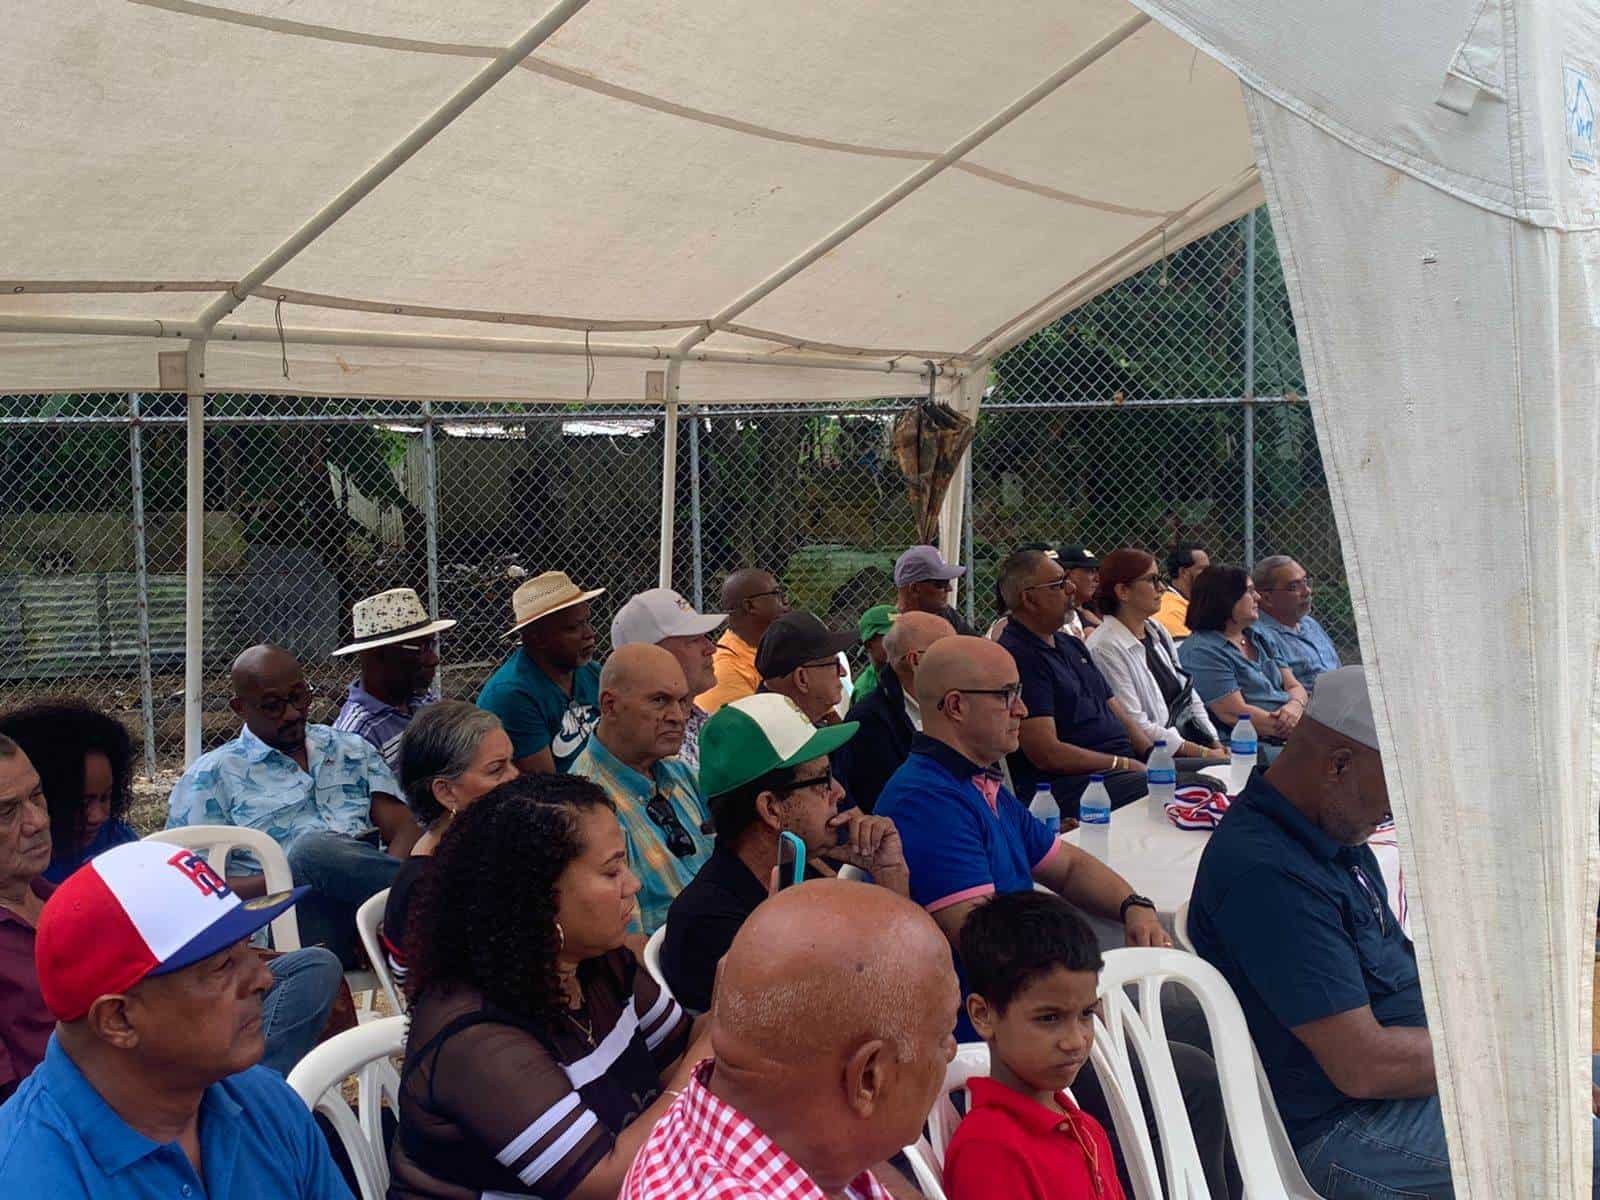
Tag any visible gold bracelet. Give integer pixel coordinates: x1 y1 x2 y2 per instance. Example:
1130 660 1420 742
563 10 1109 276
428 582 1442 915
1111 755 1123 772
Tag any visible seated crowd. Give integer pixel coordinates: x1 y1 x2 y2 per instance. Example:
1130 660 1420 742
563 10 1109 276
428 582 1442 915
9 536 1590 1200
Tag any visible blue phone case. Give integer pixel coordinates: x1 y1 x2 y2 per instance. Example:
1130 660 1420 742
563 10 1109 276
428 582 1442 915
776 831 806 890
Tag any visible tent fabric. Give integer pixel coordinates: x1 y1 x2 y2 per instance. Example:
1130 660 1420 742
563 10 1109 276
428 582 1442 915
1154 0 1600 1191
0 0 1258 401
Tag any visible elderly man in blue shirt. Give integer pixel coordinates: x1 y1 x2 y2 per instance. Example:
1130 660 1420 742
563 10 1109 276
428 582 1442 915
1251 556 1341 692
1190 666 1599 1194
168 644 416 966
0 841 351 1199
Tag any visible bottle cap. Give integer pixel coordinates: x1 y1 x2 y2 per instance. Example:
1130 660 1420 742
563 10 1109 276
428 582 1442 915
1089 773 1105 782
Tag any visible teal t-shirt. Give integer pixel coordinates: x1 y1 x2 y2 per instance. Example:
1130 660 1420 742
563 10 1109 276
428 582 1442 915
476 651 602 771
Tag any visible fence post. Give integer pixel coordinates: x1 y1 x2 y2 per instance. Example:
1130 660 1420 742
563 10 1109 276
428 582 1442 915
657 362 681 589
127 393 158 780
688 404 704 610
421 401 441 622
962 446 975 628
1242 209 1257 568
182 343 206 765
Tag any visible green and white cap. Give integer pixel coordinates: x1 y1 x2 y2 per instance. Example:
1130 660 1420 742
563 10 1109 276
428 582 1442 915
699 693 859 800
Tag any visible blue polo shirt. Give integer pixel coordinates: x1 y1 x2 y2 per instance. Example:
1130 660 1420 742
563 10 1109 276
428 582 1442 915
1189 770 1424 1146
1254 613 1341 692
877 734 1061 1037
998 621 1132 809
0 1035 353 1198
476 650 601 771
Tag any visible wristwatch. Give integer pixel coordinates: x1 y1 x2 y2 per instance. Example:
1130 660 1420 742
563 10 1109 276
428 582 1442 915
1119 893 1157 922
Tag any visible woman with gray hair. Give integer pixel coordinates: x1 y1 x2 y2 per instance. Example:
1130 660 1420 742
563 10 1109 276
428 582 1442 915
381 701 518 993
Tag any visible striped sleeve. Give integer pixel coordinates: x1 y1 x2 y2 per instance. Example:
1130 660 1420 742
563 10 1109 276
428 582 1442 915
630 954 692 1073
431 1019 612 1198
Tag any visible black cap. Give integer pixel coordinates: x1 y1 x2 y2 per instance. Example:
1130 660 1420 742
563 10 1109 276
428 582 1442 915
1057 545 1100 569
755 612 858 679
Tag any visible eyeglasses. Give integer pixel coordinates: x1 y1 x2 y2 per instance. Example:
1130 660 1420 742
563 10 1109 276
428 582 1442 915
1024 578 1071 593
801 658 843 674
1133 572 1161 586
1268 577 1315 594
646 793 698 859
394 635 439 654
747 588 787 602
937 683 1023 711
257 683 315 720
769 772 835 798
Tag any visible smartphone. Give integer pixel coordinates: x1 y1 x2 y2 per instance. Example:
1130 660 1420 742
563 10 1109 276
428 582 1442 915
776 831 806 891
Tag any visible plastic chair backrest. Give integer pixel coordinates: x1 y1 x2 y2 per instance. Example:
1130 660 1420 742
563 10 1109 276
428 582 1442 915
287 1015 406 1200
143 826 300 951
836 864 867 882
1096 947 1303 1199
356 889 403 1013
643 925 667 988
900 1042 991 1200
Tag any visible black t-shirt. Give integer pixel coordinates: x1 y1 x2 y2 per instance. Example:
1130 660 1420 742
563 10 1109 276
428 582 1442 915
660 844 767 1014
1143 631 1185 707
390 949 691 1199
381 855 431 994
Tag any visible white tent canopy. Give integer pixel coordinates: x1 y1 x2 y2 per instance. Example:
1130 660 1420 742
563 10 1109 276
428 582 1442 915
5 1 1599 1192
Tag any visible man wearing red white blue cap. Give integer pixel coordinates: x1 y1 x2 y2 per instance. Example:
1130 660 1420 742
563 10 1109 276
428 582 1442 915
0 841 352 1198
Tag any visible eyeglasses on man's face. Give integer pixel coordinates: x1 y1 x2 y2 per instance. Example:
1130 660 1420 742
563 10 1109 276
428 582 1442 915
747 588 787 603
937 683 1024 712
770 770 835 799
257 683 315 720
1269 576 1314 594
1024 577 1071 593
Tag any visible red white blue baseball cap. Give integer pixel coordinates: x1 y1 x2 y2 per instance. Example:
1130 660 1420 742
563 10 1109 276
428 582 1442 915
34 841 308 1021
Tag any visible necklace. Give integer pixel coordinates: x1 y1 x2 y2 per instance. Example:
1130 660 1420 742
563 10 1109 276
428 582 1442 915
564 1008 595 1048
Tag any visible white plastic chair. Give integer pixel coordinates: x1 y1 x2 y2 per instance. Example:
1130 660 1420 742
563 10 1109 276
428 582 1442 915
143 826 301 951
902 1041 992 1198
643 925 667 988
287 1015 406 1200
357 889 404 1014
836 863 867 882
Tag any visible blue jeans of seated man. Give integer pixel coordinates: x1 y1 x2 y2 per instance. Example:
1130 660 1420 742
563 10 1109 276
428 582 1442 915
285 831 403 967
1296 1054 1600 1197
260 947 343 1076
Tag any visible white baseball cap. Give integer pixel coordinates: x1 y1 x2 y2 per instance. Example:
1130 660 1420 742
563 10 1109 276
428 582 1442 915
611 588 726 647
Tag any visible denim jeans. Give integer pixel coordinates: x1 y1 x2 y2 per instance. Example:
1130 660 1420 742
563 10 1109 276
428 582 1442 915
1296 1055 1600 1197
260 947 343 1075
285 831 403 967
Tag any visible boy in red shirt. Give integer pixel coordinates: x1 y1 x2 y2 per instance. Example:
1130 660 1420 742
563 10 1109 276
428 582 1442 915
944 892 1123 1200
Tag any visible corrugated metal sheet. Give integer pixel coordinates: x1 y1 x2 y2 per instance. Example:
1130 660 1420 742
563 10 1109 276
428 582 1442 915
0 573 212 680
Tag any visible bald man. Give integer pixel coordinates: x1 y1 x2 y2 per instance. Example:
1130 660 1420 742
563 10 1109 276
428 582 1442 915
571 644 714 933
877 636 1234 1196
697 569 789 714
622 880 958 1200
835 611 957 812
167 644 413 965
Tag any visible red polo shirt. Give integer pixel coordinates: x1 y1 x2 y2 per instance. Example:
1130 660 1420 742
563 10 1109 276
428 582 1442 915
944 1076 1124 1200
0 878 56 1102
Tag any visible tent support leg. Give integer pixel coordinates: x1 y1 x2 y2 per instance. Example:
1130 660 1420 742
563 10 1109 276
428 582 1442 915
658 360 681 589
1243 210 1257 567
128 392 158 781
183 342 207 765
422 401 442 625
689 404 704 610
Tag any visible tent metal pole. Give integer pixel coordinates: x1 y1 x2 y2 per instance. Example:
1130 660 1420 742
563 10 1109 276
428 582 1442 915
0 315 935 378
688 404 704 611
127 391 158 781
962 453 975 628
421 401 442 624
658 360 682 588
673 11 1151 357
193 0 594 334
1243 210 1257 568
183 341 207 765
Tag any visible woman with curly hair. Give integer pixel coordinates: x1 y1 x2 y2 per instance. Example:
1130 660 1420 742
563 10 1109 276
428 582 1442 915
0 699 139 883
390 773 708 1200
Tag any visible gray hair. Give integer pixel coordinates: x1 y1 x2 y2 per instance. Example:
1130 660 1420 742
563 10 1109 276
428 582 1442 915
397 701 506 828
997 549 1053 612
1251 555 1297 591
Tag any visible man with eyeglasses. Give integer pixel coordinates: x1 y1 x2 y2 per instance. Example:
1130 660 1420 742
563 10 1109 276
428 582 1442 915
754 612 858 727
331 587 455 769
875 636 1236 1198
611 587 728 774
570 643 713 934
893 545 976 635
167 644 412 966
1251 555 1342 692
660 693 908 1014
697 569 789 714
995 549 1152 816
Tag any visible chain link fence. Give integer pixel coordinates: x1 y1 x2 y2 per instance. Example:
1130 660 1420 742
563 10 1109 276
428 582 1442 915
0 206 1353 777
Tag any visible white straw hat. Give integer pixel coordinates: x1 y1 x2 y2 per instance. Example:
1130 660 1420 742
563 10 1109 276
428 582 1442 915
505 571 606 638
332 587 456 656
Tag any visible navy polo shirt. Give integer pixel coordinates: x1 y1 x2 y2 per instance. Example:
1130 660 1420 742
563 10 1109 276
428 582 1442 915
998 621 1133 808
0 1035 354 1199
877 734 1061 1037
1189 770 1425 1145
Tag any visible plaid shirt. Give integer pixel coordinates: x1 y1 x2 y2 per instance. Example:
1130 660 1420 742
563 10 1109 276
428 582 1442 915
570 733 713 935
621 1060 891 1200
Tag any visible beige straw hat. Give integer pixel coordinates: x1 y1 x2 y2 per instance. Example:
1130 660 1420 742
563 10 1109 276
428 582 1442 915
505 571 606 638
332 587 456 656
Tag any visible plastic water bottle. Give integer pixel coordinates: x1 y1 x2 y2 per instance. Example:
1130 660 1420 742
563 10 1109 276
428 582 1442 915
1229 715 1259 793
1079 774 1111 861
1147 739 1177 817
1029 782 1061 839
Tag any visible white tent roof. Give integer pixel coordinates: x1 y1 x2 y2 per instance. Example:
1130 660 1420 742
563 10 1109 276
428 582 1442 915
0 0 1260 401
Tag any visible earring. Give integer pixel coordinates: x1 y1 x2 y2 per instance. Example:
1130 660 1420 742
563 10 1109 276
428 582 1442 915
554 921 565 955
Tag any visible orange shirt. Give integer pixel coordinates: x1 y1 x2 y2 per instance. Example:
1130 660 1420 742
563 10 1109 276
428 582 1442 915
696 629 760 713
1155 588 1190 639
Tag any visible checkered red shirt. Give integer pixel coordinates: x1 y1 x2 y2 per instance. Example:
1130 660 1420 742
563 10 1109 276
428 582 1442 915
620 1060 891 1199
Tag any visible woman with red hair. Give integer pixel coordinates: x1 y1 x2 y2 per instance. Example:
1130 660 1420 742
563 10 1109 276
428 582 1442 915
1086 549 1227 760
